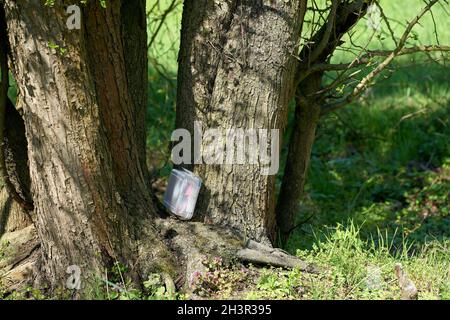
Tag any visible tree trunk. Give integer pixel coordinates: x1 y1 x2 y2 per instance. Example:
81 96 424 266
3 0 170 292
276 74 322 245
275 1 370 244
0 4 33 236
176 0 307 243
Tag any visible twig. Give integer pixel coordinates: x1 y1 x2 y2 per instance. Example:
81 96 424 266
375 0 398 47
148 0 179 49
308 0 341 63
321 0 442 115
312 45 449 75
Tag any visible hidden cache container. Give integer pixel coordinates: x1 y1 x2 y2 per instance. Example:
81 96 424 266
163 168 202 220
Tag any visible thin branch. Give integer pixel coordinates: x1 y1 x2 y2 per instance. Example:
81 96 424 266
375 0 398 47
148 0 179 49
321 0 441 116
295 0 369 85
311 45 450 73
317 30 377 96
429 5 446 67
308 0 340 63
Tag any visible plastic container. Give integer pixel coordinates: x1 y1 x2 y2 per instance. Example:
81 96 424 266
163 168 202 220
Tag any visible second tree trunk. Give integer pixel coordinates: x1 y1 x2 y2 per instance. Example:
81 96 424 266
176 0 306 243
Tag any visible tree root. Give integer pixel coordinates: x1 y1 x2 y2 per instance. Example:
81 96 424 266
0 225 41 293
1 216 318 295
237 240 318 273
154 217 319 290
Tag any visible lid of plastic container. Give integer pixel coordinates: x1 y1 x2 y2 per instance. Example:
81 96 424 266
180 168 202 183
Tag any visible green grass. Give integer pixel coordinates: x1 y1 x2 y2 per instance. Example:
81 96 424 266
245 223 449 300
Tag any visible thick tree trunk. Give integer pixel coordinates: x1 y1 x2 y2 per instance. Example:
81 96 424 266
3 0 170 292
176 0 307 243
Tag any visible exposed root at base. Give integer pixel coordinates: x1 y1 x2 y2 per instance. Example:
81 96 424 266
1 218 318 296
154 217 319 291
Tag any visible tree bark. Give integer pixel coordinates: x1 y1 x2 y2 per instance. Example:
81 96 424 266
120 0 149 181
176 0 307 243
0 0 317 296
3 0 170 292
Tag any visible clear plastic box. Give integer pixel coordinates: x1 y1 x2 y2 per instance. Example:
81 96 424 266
163 168 202 220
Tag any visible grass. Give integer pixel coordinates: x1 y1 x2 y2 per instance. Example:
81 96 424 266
146 0 449 300
245 223 449 300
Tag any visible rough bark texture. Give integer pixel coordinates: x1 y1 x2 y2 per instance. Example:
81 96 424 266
0 188 32 235
1 3 33 239
120 0 149 182
3 0 170 291
83 2 153 217
176 0 307 243
0 225 40 292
